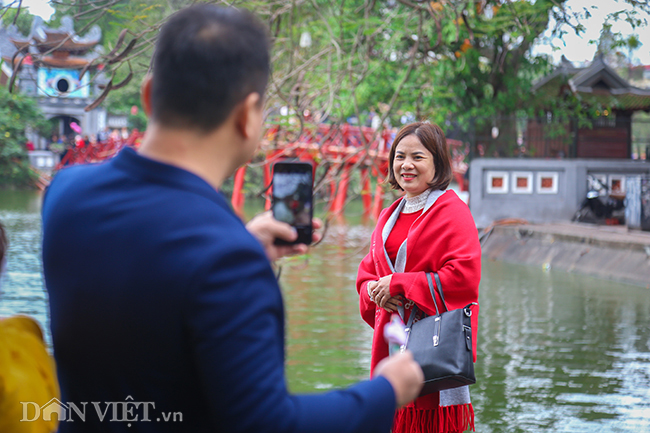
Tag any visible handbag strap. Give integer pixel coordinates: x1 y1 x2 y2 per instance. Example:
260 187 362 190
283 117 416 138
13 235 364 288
432 272 448 312
404 272 440 330
425 272 440 316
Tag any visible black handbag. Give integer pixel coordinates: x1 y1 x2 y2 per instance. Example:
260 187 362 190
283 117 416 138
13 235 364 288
402 272 477 396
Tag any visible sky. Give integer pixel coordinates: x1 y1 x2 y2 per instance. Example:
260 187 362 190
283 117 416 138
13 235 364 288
534 0 650 66
7 0 650 66
5 0 54 21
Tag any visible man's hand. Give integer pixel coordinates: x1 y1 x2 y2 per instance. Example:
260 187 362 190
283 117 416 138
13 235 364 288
246 211 322 262
374 351 424 407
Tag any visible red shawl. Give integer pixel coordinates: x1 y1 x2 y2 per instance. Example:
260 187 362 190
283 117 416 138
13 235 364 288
356 190 481 433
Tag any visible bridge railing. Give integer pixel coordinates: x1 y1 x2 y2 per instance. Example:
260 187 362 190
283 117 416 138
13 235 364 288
266 123 395 151
54 131 144 171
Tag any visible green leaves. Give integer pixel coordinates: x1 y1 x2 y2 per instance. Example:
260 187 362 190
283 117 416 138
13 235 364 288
23 0 649 141
0 88 47 186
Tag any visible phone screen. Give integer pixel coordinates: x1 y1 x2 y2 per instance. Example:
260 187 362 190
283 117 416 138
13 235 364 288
272 162 313 245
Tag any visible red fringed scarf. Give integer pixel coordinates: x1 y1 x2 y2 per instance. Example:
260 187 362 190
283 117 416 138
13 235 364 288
393 404 475 433
356 190 481 433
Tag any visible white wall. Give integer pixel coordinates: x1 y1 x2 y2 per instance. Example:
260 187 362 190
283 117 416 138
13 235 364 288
468 158 650 228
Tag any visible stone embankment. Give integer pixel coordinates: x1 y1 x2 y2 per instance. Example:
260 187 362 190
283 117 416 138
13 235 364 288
480 222 650 288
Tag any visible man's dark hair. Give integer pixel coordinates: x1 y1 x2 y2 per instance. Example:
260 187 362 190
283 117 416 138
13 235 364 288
151 5 270 133
387 122 453 191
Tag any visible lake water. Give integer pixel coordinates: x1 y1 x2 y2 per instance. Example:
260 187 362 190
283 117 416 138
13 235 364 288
1 189 649 432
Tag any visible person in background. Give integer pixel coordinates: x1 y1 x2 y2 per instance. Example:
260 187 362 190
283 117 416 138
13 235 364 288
0 221 60 433
41 5 423 433
97 127 109 143
357 122 481 433
48 134 59 153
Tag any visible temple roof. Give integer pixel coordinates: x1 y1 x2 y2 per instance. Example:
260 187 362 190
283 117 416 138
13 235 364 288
0 16 103 71
5 16 101 56
533 54 650 112
0 25 19 60
36 56 96 68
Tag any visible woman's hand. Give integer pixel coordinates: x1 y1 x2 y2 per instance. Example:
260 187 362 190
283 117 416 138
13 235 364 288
369 275 395 310
368 277 403 312
382 296 403 313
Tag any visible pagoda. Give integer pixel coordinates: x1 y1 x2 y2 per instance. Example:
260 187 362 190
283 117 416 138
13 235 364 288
0 16 107 149
530 55 650 159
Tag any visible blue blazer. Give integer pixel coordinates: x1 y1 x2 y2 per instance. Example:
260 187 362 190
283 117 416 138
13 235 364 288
42 148 395 432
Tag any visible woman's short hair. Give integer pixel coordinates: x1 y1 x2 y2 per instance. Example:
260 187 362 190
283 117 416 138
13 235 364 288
387 122 453 191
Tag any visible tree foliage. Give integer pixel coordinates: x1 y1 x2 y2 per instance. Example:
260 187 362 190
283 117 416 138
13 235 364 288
0 6 35 35
0 87 49 187
1 0 648 187
3 0 649 138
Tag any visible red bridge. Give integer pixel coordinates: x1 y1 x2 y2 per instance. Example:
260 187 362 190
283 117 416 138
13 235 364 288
53 131 144 170
45 124 468 221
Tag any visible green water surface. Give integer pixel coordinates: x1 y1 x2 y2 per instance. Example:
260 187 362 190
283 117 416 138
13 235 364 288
1 189 649 432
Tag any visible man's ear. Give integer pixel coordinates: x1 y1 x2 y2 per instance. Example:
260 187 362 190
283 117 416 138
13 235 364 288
235 93 262 139
141 74 154 117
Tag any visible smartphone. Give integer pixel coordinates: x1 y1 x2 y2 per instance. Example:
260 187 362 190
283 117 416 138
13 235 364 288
272 161 314 245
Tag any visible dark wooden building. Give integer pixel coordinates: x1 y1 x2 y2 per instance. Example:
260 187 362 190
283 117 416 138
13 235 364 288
531 55 650 159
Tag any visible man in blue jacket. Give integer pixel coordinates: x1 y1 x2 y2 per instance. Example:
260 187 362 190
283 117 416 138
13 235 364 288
41 5 422 432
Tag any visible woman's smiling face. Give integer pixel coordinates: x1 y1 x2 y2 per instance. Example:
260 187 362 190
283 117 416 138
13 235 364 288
393 134 436 198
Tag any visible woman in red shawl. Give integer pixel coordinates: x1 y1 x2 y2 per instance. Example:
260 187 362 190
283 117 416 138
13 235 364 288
357 122 481 433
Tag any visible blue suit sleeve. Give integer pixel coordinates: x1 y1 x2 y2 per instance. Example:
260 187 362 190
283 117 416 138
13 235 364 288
186 237 395 433
291 377 395 432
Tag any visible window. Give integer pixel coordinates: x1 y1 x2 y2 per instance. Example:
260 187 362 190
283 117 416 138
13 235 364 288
486 171 509 194
512 172 533 194
537 172 559 194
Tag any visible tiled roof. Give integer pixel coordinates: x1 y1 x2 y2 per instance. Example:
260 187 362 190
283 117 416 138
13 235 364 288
0 26 18 59
2 15 101 56
37 56 93 68
533 55 650 111
31 38 99 54
578 92 650 111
